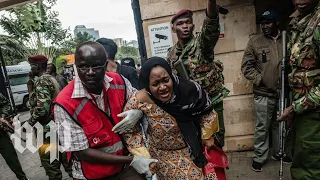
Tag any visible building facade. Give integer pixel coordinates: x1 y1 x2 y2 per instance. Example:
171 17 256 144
74 25 100 40
139 0 294 151
113 38 127 47
127 40 139 48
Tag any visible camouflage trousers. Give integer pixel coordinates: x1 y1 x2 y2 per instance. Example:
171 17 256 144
291 112 320 180
38 131 72 180
0 131 27 180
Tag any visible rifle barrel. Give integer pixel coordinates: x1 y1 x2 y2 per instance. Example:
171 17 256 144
279 30 287 180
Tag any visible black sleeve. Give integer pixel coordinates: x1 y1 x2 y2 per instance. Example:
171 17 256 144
128 69 140 90
56 75 68 89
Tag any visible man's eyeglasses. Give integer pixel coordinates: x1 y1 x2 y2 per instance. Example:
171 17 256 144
76 62 106 72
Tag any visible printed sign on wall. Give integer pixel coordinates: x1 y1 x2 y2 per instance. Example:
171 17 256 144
148 22 173 58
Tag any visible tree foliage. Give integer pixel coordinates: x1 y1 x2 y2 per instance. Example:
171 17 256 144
0 35 28 65
75 32 95 45
55 56 68 74
116 46 140 63
0 0 71 63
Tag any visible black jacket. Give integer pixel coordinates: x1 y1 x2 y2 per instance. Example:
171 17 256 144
55 74 68 90
116 62 139 89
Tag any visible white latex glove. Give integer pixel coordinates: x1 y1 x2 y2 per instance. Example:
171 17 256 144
152 174 158 180
112 110 143 134
130 156 158 178
146 174 158 180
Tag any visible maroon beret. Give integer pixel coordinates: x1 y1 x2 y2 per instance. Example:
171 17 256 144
171 9 193 24
28 55 48 64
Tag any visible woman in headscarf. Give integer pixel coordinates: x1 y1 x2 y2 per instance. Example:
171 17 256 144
124 57 219 179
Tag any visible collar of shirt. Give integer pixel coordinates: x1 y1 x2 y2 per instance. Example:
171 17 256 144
268 30 281 42
176 35 195 49
71 75 113 99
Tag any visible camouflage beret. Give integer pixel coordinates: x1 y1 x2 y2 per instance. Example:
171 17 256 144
171 9 193 24
28 55 48 64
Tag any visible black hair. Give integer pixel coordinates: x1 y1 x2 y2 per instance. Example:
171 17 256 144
96 38 118 60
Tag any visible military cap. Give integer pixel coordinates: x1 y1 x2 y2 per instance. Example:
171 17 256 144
28 55 48 64
171 9 193 24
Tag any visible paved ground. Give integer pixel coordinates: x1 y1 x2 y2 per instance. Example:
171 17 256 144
226 151 291 180
0 110 291 180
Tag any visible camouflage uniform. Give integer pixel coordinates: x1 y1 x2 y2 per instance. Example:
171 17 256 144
288 3 320 179
0 93 27 180
0 93 12 118
28 74 71 180
28 74 58 126
167 15 229 146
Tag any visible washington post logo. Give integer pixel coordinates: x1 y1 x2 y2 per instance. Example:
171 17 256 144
10 115 71 163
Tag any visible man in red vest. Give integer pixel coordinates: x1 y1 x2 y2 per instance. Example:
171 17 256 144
53 41 157 180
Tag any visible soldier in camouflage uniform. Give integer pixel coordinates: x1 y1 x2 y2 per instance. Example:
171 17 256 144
167 0 229 147
27 55 71 180
0 93 28 180
278 0 320 178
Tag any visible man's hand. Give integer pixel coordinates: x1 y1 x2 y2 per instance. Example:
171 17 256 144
112 110 143 134
130 156 158 178
278 105 294 122
202 138 215 148
27 73 35 93
0 117 14 133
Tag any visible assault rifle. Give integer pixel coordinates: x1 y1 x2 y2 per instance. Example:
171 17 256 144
173 59 190 80
278 30 288 180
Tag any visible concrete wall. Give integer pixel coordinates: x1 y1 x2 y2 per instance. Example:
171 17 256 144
140 0 257 152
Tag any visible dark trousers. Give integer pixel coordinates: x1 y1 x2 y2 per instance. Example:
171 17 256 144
0 131 27 180
73 166 145 180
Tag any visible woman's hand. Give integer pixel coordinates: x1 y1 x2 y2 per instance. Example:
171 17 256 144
202 138 215 148
149 162 160 176
150 162 157 169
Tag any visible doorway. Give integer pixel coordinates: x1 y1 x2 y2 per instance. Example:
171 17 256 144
254 0 295 31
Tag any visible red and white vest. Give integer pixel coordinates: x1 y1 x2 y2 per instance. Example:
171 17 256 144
54 72 127 179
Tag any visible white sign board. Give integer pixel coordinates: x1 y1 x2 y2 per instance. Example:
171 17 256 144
219 23 225 39
148 22 173 58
